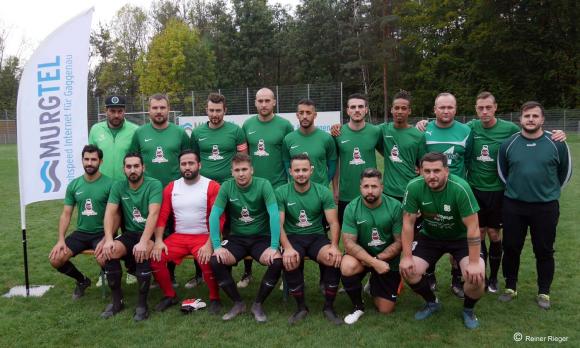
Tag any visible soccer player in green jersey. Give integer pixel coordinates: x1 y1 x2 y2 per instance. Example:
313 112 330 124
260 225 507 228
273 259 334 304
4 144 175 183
278 154 342 325
340 168 403 325
49 145 113 299
100 153 163 321
497 101 572 309
400 152 485 329
209 153 282 322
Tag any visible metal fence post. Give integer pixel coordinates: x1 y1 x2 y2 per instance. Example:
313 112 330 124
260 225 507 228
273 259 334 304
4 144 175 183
307 84 310 99
142 95 146 124
96 97 100 122
246 87 250 115
340 82 343 124
191 91 195 116
563 109 566 131
276 85 279 114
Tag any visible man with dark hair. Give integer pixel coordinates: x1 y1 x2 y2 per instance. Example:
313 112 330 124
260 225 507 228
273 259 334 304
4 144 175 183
49 145 114 299
100 152 163 321
497 101 572 309
400 152 485 329
209 153 283 322
340 168 403 324
277 154 342 325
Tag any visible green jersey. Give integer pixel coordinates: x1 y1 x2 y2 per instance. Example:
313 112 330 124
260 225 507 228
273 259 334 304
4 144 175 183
342 194 403 270
243 115 294 188
467 118 520 191
425 121 473 179
88 120 138 181
130 123 191 187
64 174 114 234
282 128 338 187
108 176 163 234
214 177 277 237
403 174 479 240
276 182 336 236
380 123 427 198
191 122 246 184
335 123 381 201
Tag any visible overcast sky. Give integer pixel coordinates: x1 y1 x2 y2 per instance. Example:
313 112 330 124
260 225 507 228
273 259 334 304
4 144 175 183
0 0 301 59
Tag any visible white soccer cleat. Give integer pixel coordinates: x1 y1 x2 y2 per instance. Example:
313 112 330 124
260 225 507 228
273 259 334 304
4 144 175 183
344 309 364 325
181 298 207 313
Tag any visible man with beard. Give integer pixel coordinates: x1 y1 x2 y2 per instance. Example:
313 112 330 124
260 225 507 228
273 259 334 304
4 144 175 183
49 145 114 299
150 150 223 314
277 154 342 325
400 152 484 329
100 153 163 321
497 101 572 309
340 168 402 324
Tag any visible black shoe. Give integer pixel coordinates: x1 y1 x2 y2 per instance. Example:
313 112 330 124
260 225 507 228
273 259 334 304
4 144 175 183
451 283 465 299
323 307 342 325
133 306 149 322
251 302 268 323
72 277 91 300
155 296 179 312
426 273 438 292
100 302 124 319
208 300 222 315
487 278 499 293
222 301 246 321
288 307 309 325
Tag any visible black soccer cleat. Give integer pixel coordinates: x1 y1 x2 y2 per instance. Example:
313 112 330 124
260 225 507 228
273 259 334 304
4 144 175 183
72 277 91 300
100 302 124 319
323 307 342 325
155 296 179 312
133 306 149 322
288 307 309 325
208 300 222 315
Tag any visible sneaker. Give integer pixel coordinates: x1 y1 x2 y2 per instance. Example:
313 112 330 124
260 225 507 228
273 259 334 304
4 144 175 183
451 283 465 299
426 273 438 292
126 273 137 285
184 276 204 289
251 302 268 323
155 296 179 312
487 278 499 293
323 307 342 325
181 298 207 313
237 274 252 288
344 309 364 325
72 277 91 300
462 309 480 329
288 307 309 325
536 294 551 310
222 302 246 321
414 301 442 320
100 302 124 319
208 300 222 315
133 306 149 322
498 289 517 302
96 275 106 287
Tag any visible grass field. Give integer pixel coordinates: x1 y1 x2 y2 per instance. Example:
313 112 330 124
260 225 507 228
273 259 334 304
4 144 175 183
0 139 578 347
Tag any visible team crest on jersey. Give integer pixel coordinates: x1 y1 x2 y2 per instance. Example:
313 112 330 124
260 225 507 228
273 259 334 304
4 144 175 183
254 139 269 157
208 145 224 160
349 147 366 165
443 204 451 212
368 228 386 247
389 145 403 163
81 198 98 216
296 210 313 228
132 207 146 223
239 206 254 223
476 145 494 162
152 146 169 163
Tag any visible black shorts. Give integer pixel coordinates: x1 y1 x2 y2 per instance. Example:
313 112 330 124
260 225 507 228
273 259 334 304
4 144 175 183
473 188 503 229
65 231 104 256
286 234 330 261
412 234 479 269
221 235 272 262
338 200 350 227
357 268 400 302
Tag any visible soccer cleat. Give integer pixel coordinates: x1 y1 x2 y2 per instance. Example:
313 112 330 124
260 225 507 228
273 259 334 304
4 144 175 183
126 273 137 285
487 278 499 293
498 289 517 302
288 308 309 325
323 307 342 325
462 309 480 329
536 294 551 310
181 298 207 313
237 273 253 288
344 309 364 325
450 283 465 299
155 296 179 312
72 277 91 300
100 302 124 319
133 306 149 322
222 302 246 321
96 276 106 287
363 280 371 295
426 273 438 292
184 275 204 289
414 301 442 320
208 300 222 315
251 302 268 323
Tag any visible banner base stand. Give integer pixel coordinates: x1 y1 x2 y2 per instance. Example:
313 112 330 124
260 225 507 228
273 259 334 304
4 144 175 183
3 285 53 298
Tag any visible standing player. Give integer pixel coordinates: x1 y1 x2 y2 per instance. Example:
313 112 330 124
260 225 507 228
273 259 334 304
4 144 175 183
278 154 342 325
100 153 162 321
497 101 572 309
400 152 485 329
150 150 223 314
340 168 402 324
208 154 283 322
49 145 113 299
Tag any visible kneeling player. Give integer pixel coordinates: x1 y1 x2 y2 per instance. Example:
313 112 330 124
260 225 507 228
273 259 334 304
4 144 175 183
209 153 282 322
400 152 485 329
101 153 162 321
49 145 113 299
340 168 402 324
278 154 342 325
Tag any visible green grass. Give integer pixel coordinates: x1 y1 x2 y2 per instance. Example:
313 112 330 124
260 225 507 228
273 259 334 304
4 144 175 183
0 140 578 347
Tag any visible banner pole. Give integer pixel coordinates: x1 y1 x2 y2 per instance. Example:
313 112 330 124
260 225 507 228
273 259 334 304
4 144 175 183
20 204 30 297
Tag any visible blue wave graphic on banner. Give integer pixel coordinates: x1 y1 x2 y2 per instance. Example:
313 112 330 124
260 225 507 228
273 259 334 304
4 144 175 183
40 161 52 192
40 160 61 193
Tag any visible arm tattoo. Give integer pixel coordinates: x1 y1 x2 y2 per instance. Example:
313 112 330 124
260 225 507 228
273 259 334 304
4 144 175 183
467 236 481 246
342 234 366 259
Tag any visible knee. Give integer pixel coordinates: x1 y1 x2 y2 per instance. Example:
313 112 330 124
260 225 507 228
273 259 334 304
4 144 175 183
340 257 359 277
50 257 65 269
376 304 396 314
